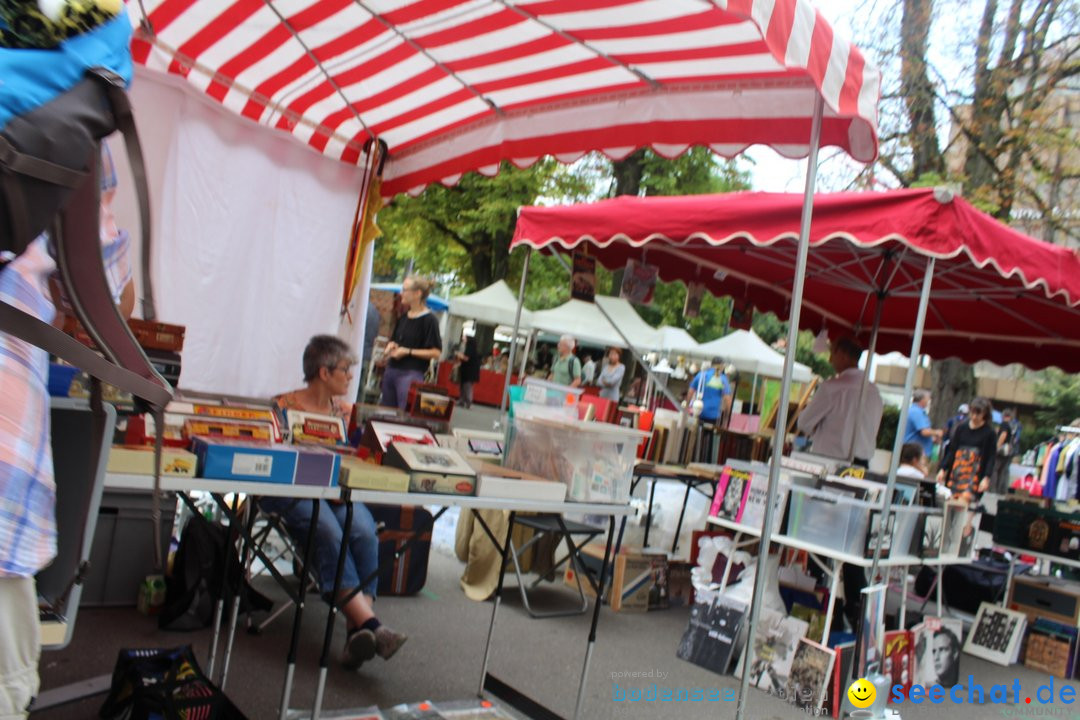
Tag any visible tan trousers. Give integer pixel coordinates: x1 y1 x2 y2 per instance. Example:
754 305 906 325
0 577 39 720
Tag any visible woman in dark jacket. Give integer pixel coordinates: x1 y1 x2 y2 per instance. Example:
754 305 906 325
455 333 481 408
936 396 997 504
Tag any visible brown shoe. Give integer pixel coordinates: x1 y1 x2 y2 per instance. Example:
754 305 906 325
342 628 376 670
374 625 408 660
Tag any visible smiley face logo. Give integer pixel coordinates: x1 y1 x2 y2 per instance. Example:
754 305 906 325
847 678 876 708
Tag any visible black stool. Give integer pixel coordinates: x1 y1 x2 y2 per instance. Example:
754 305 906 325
508 514 604 619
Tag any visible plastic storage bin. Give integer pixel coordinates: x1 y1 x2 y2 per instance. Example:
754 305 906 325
82 491 177 607
504 413 648 504
786 485 878 556
522 377 584 407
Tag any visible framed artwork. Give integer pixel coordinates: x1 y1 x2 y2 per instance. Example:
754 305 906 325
940 501 968 558
958 508 981 559
369 420 436 451
710 467 752 522
392 444 474 475
571 250 596 302
913 617 963 686
467 439 503 455
921 512 944 559
864 510 895 559
684 282 706 318
890 481 918 506
788 638 836 711
963 602 1027 666
620 258 659 305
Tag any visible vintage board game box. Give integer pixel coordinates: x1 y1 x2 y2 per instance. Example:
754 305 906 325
107 445 197 477
384 443 476 496
339 456 410 492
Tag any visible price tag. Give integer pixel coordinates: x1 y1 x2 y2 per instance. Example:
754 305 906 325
524 384 545 404
232 453 273 477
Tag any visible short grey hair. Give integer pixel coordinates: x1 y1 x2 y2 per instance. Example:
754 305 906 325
559 334 576 350
302 334 357 382
913 389 930 403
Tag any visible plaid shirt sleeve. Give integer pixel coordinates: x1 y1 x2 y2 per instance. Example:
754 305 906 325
0 238 58 577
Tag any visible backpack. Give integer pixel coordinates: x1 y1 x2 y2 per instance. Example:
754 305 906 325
158 514 272 632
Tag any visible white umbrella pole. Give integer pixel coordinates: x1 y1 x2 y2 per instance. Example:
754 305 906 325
500 248 531 419
735 94 824 720
869 259 935 581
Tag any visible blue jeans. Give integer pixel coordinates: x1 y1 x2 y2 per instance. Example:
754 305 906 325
258 498 379 598
381 366 425 409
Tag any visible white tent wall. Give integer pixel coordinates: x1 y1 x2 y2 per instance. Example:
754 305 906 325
110 68 367 397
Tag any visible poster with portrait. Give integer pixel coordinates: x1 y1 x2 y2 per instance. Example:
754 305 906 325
620 259 659 305
709 467 752 522
571 250 596 302
684 281 706 318
913 617 963 686
883 630 914 698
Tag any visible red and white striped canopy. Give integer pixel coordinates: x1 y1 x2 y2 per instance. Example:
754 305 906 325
130 0 880 197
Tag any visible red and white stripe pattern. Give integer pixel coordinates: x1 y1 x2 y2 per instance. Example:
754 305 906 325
130 0 880 197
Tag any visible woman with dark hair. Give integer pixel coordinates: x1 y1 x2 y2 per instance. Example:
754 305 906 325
381 276 442 409
597 347 626 403
266 335 407 669
937 396 997 504
454 332 481 408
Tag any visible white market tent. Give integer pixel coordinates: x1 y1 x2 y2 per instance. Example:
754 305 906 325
447 281 532 328
698 329 813 383
656 326 703 356
594 296 661 350
529 300 629 349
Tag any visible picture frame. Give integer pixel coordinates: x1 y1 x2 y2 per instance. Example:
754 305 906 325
571 250 597 302
710 467 753 522
620 258 659 305
940 501 968 558
788 637 836 712
864 510 895 559
467 438 503 456
913 617 963 686
920 512 944 559
369 420 437 452
391 443 474 476
963 602 1028 666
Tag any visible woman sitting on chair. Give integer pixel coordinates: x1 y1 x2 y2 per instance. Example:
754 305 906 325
263 334 406 669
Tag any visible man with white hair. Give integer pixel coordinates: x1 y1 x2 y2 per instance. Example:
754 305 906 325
549 334 582 387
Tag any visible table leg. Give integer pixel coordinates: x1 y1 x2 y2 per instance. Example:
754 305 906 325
207 493 240 679
643 478 657 548
479 510 516 698
936 566 943 617
899 566 909 631
573 516 615 720
670 479 694 555
220 498 257 690
312 493 354 720
279 499 321 720
821 560 840 645
1003 553 1017 608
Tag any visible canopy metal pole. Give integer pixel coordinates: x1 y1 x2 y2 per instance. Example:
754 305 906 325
869 258 935 582
847 298 884 463
518 330 534 378
499 248 531 419
749 372 759 415
735 93 824 720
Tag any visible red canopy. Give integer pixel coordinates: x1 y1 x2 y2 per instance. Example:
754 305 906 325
130 0 879 197
511 188 1080 372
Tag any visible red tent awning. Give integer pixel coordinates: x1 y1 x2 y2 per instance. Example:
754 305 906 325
511 188 1080 372
130 0 880 198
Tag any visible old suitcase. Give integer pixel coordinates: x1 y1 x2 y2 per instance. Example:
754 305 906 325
368 505 433 596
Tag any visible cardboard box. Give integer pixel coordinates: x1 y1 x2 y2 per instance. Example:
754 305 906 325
339 456 410 492
564 543 656 612
193 437 339 487
107 445 197 477
384 443 476 496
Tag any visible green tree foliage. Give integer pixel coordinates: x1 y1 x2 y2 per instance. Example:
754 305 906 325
1031 369 1080 447
374 159 598 291
750 312 834 379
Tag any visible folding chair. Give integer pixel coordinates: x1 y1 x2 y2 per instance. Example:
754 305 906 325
508 515 604 618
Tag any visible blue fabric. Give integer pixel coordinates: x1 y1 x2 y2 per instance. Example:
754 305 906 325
690 368 729 422
259 498 380 597
904 404 933 456
0 7 132 130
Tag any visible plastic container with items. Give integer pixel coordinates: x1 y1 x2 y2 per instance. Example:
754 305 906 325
786 485 878 556
504 405 648 504
522 377 584 407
